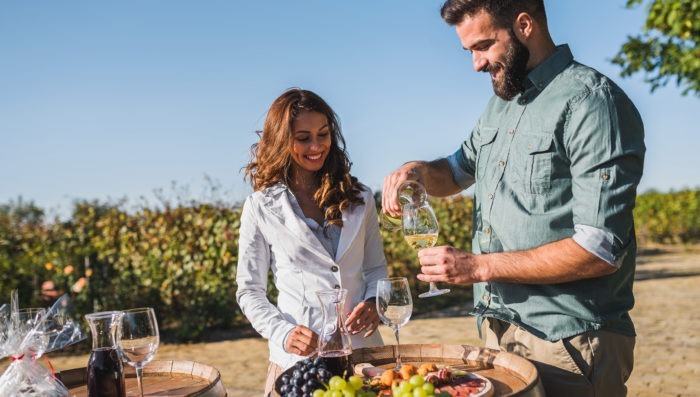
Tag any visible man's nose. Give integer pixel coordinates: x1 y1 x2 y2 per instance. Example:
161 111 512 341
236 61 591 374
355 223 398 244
473 52 487 72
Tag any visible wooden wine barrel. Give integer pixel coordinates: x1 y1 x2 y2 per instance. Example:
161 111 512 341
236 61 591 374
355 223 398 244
274 344 544 397
57 360 227 397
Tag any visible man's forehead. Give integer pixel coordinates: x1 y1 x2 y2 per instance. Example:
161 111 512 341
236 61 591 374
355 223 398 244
456 10 503 49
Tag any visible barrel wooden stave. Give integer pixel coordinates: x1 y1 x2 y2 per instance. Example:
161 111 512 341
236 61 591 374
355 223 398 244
57 360 227 397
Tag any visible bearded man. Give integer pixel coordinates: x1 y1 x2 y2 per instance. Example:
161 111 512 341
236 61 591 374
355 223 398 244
381 1 645 396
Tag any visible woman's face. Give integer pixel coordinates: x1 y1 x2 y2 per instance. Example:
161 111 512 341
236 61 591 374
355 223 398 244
290 110 331 177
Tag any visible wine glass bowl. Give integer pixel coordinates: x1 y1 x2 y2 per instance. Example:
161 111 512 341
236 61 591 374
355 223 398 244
118 307 159 397
376 277 413 371
402 202 451 298
16 307 50 357
15 307 46 329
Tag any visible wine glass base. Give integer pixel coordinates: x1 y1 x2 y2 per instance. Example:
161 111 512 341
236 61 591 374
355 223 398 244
418 288 451 298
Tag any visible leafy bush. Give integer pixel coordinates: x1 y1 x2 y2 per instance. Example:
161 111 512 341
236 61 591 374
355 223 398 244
1 188 698 341
634 188 700 245
0 198 244 341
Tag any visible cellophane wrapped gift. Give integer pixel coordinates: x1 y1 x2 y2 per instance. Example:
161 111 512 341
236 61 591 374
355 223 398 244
0 290 86 396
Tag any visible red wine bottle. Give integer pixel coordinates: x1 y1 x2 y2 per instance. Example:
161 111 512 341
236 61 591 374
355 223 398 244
320 351 353 378
87 347 126 397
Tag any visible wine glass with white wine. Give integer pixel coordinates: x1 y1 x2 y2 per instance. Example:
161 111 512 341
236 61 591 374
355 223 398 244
376 277 413 371
402 201 451 298
118 307 159 397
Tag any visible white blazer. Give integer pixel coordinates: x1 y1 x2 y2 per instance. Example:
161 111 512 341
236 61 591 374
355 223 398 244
235 183 388 369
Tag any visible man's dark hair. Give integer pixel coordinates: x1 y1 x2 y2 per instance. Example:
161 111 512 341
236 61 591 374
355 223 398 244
441 0 546 28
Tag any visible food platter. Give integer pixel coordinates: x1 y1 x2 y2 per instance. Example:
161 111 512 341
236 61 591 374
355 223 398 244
274 344 543 397
355 362 494 397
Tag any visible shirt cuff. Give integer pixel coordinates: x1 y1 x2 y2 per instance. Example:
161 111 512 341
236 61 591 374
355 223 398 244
572 224 619 267
446 150 475 189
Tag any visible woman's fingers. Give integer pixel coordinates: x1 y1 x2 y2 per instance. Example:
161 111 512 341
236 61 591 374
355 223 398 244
285 326 318 356
345 302 381 336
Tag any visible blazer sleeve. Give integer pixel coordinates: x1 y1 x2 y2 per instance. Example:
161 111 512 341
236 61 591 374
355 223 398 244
235 196 295 350
360 189 389 301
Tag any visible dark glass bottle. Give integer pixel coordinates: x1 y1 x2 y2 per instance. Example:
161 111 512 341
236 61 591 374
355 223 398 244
85 311 126 397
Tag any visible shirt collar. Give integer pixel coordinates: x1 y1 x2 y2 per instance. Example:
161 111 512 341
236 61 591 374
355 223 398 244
527 44 574 92
263 182 288 198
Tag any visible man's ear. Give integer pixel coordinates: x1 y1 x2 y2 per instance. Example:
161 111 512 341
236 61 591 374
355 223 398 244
513 12 534 41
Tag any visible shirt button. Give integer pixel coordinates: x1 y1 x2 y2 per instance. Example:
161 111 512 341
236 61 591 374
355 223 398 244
601 173 610 180
508 129 515 135
488 194 494 200
483 295 491 302
330 265 339 272
484 227 491 234
498 161 505 167
334 285 341 289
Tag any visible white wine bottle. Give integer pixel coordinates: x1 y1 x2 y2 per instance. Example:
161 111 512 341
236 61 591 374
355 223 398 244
378 181 427 231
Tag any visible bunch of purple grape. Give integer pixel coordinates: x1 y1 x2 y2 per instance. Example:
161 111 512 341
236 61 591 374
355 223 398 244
279 357 333 397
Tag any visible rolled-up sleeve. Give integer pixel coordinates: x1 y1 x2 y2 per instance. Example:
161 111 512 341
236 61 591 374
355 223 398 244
446 149 476 190
235 197 295 350
565 85 645 264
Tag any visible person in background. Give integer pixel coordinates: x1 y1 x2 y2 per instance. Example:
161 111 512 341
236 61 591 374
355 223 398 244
382 1 645 395
40 280 63 309
236 88 388 395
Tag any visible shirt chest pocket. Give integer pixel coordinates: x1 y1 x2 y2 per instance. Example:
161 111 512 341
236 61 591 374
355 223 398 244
509 133 554 194
475 127 499 179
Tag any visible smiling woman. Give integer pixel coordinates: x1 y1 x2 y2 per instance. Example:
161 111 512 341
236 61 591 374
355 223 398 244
235 88 389 396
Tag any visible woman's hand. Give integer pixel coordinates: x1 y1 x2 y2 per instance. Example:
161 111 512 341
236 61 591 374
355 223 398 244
345 300 381 337
284 325 318 356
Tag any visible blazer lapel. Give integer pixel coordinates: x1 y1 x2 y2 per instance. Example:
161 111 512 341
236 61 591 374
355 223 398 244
335 200 364 263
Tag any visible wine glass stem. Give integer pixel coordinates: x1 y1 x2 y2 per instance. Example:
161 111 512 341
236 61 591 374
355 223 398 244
394 327 402 371
136 366 144 397
430 282 438 291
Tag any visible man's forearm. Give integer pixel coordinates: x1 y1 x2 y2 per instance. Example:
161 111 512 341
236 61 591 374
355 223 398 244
418 158 463 197
476 238 617 284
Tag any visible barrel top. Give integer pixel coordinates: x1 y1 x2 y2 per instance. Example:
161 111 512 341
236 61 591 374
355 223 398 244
58 360 227 397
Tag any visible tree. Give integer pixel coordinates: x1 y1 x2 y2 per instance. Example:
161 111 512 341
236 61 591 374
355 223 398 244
612 0 700 96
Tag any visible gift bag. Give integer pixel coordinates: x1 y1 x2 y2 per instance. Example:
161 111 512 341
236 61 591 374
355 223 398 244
0 290 86 396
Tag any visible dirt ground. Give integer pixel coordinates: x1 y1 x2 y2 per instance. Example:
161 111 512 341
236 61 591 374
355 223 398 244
2 244 699 396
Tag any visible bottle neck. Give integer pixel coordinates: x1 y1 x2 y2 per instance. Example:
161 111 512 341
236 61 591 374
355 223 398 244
90 326 117 350
86 311 122 350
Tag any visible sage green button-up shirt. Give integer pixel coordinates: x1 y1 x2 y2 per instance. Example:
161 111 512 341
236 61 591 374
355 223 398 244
449 45 645 341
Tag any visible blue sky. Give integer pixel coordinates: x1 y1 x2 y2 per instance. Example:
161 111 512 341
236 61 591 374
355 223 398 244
1 1 698 218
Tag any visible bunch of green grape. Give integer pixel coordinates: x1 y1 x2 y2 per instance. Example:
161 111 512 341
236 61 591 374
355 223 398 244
391 374 448 397
311 375 376 397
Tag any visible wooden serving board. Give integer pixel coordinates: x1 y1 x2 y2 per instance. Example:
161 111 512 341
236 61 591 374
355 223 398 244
57 360 226 397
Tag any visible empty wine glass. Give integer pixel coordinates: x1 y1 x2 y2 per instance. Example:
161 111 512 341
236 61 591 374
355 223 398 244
15 308 49 357
378 180 428 230
15 307 45 329
402 201 451 298
376 277 412 371
118 307 159 397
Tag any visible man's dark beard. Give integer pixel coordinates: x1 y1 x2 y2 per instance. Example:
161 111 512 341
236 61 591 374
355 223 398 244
487 30 530 100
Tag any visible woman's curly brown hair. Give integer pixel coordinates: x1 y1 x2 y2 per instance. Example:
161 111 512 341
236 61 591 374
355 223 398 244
244 88 364 228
